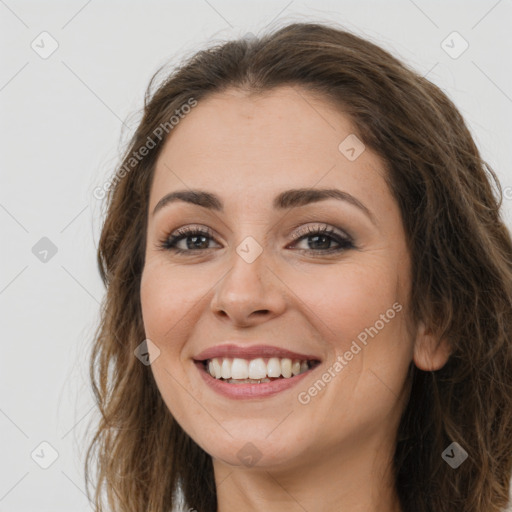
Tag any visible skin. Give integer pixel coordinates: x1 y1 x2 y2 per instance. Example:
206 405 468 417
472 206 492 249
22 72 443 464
140 86 450 512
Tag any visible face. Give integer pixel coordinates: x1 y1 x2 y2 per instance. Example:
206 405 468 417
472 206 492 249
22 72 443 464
140 86 419 471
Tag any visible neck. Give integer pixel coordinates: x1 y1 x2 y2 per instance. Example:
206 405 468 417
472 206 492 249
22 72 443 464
212 433 403 512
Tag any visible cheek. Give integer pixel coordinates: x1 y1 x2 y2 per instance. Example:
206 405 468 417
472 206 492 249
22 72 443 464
139 262 203 427
293 260 412 403
140 261 205 343
140 267 170 341
292 260 402 343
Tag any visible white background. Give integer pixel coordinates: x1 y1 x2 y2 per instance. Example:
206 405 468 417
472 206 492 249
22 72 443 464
1 1 511 511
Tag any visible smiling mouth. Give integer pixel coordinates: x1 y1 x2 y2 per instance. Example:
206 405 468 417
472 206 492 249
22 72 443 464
199 357 321 384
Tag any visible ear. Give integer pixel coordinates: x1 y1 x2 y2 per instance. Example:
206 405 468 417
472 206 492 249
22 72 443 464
413 321 451 371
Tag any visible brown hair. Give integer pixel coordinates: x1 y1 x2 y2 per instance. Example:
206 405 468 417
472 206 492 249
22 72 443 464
84 21 512 512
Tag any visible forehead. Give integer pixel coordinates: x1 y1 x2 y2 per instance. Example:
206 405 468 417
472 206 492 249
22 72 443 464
149 86 390 215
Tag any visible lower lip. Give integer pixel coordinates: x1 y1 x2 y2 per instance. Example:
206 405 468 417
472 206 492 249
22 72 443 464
194 361 318 399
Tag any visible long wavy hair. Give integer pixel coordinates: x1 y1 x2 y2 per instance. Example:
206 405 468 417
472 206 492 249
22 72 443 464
84 21 512 512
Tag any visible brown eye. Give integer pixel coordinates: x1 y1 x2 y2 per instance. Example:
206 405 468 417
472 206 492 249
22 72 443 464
159 227 220 254
289 224 354 254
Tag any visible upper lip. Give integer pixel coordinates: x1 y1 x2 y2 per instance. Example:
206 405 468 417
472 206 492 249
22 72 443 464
193 344 322 362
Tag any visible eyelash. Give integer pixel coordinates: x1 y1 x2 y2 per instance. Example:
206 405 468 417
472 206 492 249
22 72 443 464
157 224 355 256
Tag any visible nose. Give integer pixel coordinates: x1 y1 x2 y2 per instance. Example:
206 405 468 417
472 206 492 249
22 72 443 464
210 244 287 328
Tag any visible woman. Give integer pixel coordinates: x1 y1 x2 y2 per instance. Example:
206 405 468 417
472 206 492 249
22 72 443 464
85 22 512 512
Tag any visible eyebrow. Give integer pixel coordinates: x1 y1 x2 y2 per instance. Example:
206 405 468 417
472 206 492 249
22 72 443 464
152 188 376 225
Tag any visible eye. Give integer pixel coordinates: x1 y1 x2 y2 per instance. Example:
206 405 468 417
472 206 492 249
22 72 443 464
158 225 220 254
157 223 355 255
288 224 354 255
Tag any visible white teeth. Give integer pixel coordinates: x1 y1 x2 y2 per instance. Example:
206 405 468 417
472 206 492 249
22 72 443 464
248 358 267 379
221 359 231 379
231 358 249 379
227 377 272 384
205 357 316 380
267 357 282 378
212 358 221 378
281 358 292 378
